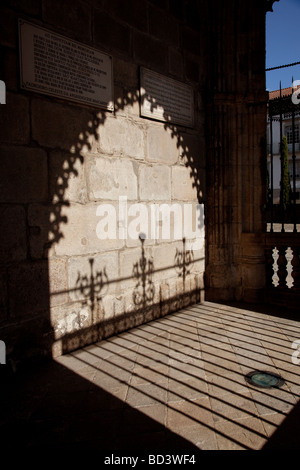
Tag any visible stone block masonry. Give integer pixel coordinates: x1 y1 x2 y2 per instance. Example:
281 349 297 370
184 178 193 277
0 0 267 365
0 0 207 365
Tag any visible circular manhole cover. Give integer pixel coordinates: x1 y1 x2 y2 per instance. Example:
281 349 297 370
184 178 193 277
245 371 285 389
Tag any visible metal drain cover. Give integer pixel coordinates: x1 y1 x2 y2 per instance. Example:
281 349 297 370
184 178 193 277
245 371 285 389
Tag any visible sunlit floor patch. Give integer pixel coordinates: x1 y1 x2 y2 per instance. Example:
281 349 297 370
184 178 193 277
1 300 294 451
52 301 300 450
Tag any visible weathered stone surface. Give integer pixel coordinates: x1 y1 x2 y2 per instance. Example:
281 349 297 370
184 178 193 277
167 277 180 313
147 126 179 164
113 57 139 89
123 289 136 315
149 5 179 45
113 57 140 118
0 93 29 144
133 31 168 72
102 294 116 320
67 252 119 302
54 202 124 257
125 209 156 247
0 0 269 366
88 157 138 201
32 99 94 150
242 262 265 290
179 133 204 164
43 0 91 42
113 295 125 318
152 242 181 283
114 86 140 117
50 150 88 205
106 0 148 31
8 258 67 316
190 247 205 274
172 166 198 201
168 48 184 78
28 204 54 259
0 146 48 203
0 206 27 263
98 117 144 160
51 302 92 342
94 11 131 56
119 246 153 291
48 258 68 307
139 165 171 201
160 282 170 316
8 261 50 317
151 201 184 243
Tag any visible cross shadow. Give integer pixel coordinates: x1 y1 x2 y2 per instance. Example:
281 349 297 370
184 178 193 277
0 0 280 454
1 75 205 367
1 1 209 370
132 234 155 310
75 257 108 322
174 237 194 290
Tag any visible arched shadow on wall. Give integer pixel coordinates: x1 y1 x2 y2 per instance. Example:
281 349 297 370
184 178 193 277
1 0 290 454
1 59 206 450
45 88 205 252
41 70 205 359
1 58 206 367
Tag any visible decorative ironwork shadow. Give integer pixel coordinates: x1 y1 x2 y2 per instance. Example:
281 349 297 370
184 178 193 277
132 234 155 309
75 258 108 320
175 237 194 290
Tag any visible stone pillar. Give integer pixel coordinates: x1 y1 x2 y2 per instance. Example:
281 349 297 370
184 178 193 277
205 0 268 302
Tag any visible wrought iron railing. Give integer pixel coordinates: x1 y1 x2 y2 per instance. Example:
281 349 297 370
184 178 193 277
265 84 300 308
266 84 300 233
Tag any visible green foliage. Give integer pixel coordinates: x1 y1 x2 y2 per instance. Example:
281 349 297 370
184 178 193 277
280 135 291 210
264 167 272 211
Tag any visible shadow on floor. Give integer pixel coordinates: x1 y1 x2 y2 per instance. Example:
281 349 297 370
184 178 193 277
262 399 300 450
213 300 300 322
1 300 300 452
0 359 200 452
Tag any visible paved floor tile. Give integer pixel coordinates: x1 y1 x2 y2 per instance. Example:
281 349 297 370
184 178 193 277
1 301 300 451
214 416 268 450
206 371 249 397
210 391 259 422
167 377 209 402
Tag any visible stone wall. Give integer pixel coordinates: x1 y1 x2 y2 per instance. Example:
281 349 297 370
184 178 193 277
0 0 208 364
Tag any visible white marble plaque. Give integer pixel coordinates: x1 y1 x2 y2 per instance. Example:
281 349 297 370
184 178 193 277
140 67 194 127
19 19 114 110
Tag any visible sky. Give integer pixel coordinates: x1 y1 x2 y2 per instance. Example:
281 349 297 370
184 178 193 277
266 0 300 91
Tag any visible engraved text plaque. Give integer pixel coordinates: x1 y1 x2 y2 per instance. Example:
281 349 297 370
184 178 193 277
19 19 114 110
140 67 194 127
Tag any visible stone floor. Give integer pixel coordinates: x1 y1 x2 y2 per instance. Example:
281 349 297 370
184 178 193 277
1 301 300 451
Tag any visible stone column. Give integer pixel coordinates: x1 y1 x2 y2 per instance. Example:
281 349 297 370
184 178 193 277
205 0 268 302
